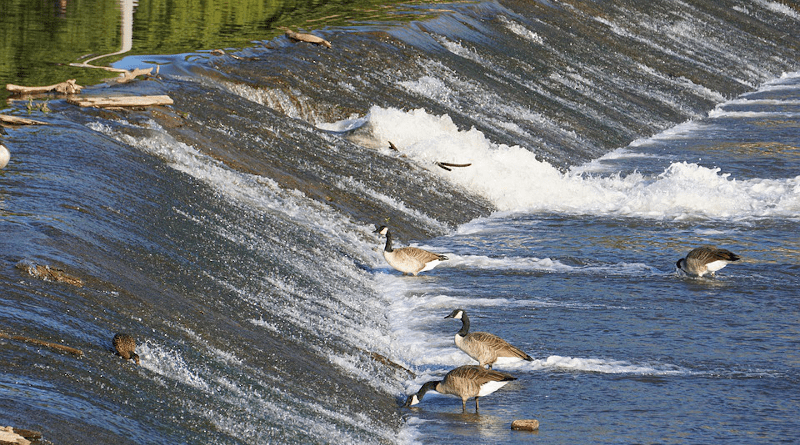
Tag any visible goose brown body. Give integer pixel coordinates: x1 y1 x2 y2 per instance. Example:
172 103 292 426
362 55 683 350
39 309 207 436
113 333 140 365
445 309 532 369
375 226 447 275
404 365 516 411
676 246 740 277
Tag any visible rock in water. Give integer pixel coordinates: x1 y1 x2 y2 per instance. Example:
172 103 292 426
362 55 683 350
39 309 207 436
511 419 540 431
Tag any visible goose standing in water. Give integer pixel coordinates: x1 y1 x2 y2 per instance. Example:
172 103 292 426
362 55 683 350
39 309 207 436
404 365 516 412
445 309 532 369
676 246 740 277
374 225 447 276
113 333 140 365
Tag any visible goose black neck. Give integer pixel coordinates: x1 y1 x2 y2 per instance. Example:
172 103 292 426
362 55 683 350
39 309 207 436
458 313 470 337
417 380 440 401
384 231 394 253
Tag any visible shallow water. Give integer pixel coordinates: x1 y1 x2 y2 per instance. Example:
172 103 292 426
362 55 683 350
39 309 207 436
1 0 798 444
385 72 800 443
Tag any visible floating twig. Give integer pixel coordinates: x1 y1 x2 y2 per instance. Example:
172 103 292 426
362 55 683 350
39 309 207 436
388 141 400 151
435 161 472 171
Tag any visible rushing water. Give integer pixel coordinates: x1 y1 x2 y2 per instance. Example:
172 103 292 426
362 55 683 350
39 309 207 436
1 0 799 444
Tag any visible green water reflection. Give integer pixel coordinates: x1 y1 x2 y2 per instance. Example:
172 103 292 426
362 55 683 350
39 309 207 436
0 0 447 102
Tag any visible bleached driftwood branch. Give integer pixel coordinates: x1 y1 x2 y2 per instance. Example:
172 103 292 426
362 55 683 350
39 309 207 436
6 79 83 95
67 95 173 108
103 67 153 84
0 115 48 126
285 29 332 48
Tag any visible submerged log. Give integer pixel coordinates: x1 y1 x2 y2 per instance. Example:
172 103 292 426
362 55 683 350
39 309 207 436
66 95 173 108
285 30 332 48
15 260 84 287
0 332 84 357
6 79 83 95
369 351 416 377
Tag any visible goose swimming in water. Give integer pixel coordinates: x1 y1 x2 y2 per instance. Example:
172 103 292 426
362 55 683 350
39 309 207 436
374 225 447 276
676 246 740 277
404 365 516 412
113 333 140 365
445 309 533 369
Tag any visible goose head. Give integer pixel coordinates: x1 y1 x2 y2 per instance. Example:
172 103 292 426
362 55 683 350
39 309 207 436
444 309 465 320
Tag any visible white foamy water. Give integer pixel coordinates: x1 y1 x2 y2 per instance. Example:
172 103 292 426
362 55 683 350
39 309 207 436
138 341 210 390
86 119 413 442
327 106 800 220
531 355 684 375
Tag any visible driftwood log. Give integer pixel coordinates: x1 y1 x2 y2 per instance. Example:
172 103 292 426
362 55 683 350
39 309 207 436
0 332 84 357
0 115 48 126
6 79 83 95
67 95 173 108
285 30 332 48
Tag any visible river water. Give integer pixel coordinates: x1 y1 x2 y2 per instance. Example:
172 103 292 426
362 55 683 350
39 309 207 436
1 1 798 444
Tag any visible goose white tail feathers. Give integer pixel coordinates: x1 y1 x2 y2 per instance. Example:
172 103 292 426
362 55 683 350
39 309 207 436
374 225 448 275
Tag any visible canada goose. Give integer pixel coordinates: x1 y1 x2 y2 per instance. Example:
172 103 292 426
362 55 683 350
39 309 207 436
676 246 740 277
112 333 140 365
404 365 516 412
445 309 532 369
374 225 447 275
